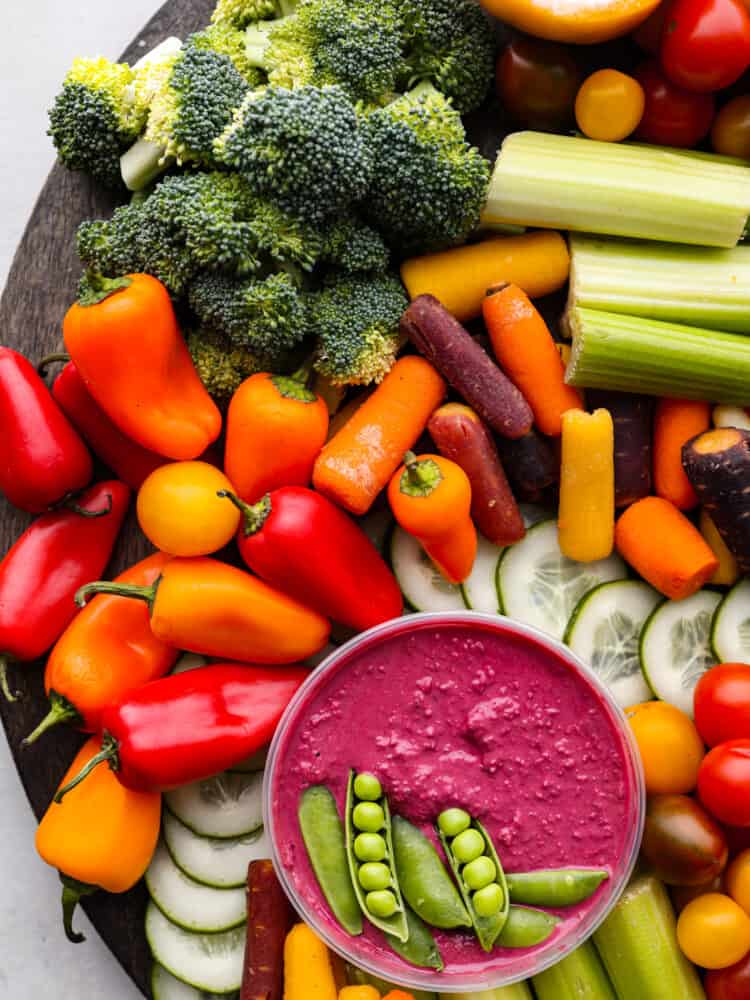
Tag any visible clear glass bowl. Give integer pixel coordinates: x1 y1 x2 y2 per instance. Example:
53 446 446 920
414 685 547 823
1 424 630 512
264 612 645 992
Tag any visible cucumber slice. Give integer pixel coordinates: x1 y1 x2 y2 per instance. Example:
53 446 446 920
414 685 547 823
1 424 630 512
497 520 628 640
461 535 505 613
165 771 263 840
163 809 269 889
640 590 722 717
171 653 209 675
565 580 661 708
146 841 246 933
390 525 466 613
712 578 750 662
146 902 245 995
151 963 238 1000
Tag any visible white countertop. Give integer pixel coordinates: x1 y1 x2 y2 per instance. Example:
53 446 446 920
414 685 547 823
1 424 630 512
0 2 163 995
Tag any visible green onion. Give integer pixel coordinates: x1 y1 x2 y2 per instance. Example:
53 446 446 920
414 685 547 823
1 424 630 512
481 131 750 248
533 940 616 1000
566 235 750 335
566 307 750 404
593 876 705 1000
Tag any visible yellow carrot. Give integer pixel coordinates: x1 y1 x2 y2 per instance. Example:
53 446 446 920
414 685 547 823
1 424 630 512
339 988 382 1000
700 509 740 586
558 408 615 561
283 923 338 1000
400 232 570 323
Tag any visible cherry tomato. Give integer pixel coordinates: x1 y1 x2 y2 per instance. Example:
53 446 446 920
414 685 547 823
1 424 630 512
672 874 724 912
627 701 705 794
633 3 669 51
677 893 750 968
660 0 750 94
496 36 582 130
706 950 750 999
699 740 750 827
695 664 750 747
727 849 750 914
712 96 750 158
642 794 728 885
724 823 750 856
635 59 715 146
575 69 646 141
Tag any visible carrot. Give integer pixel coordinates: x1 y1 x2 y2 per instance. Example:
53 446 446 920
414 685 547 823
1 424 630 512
313 356 446 516
558 409 615 562
283 923 338 1000
483 283 583 437
338 989 381 1000
428 403 525 546
654 399 711 511
700 509 739 586
400 232 570 323
497 430 559 500
588 390 653 508
388 452 477 584
381 993 415 1000
241 860 294 1000
615 496 719 600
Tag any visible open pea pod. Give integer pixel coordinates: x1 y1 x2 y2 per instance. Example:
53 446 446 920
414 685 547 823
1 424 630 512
345 770 409 943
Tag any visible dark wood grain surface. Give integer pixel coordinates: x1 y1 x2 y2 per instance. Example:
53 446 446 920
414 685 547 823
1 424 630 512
0 2 213 995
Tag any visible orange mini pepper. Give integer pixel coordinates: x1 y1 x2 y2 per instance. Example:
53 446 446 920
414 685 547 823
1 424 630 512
388 452 477 584
63 273 221 461
36 735 160 943
76 556 331 664
24 551 178 745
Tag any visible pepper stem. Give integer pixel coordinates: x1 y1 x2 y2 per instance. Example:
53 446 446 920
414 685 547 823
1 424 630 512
217 491 272 537
60 874 98 944
63 491 113 519
23 691 81 746
37 352 70 377
0 657 18 703
400 451 444 498
54 733 120 804
78 271 132 308
75 579 158 610
270 358 317 402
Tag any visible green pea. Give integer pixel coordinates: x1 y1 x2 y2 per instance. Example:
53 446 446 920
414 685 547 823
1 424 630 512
353 832 387 862
464 856 497 891
437 807 471 838
473 883 504 918
353 801 385 833
452 828 485 864
353 772 382 802
366 890 398 918
358 862 391 892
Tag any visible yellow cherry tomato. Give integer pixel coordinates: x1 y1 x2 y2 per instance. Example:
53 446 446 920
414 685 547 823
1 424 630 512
626 701 705 794
575 69 645 142
712 96 750 159
137 461 240 557
677 893 750 969
727 849 750 915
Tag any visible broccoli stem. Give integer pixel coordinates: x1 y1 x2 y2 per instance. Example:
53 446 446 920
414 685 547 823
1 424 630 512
244 18 286 68
120 136 172 192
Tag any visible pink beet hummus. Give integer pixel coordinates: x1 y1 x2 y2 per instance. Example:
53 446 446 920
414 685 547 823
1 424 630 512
267 616 642 988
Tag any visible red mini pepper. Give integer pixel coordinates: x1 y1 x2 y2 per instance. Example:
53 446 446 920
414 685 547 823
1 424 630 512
0 347 93 512
0 480 129 700
219 486 403 632
55 663 307 796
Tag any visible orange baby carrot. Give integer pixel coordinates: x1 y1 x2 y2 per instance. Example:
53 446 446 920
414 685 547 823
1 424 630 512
388 452 477 584
313 357 446 516
482 283 583 437
615 496 719 600
653 399 711 511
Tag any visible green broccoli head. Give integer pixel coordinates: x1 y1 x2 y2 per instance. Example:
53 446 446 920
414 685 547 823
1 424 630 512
312 272 407 386
189 269 311 354
398 0 496 112
321 216 391 274
211 0 281 29
363 84 490 254
190 22 266 85
48 57 145 188
188 326 273 406
215 84 372 223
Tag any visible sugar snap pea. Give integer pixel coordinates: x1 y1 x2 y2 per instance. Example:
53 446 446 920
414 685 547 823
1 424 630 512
345 770 409 942
392 815 472 930
496 905 560 948
386 905 445 971
506 869 609 908
298 785 363 936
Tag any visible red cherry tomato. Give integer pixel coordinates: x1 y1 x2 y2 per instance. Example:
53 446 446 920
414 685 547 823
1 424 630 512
695 664 750 747
699 740 750 827
635 60 715 145
496 36 582 130
706 950 750 1000
660 0 750 93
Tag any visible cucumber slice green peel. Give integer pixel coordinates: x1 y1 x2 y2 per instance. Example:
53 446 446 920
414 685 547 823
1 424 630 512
390 526 466 613
164 770 263 840
162 809 269 890
151 962 238 1000
461 535 505 613
711 578 750 662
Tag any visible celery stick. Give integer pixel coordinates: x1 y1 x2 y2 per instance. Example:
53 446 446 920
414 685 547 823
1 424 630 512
532 940 616 999
566 235 750 335
442 985 534 1000
566 307 750 405
593 876 705 1000
481 132 750 248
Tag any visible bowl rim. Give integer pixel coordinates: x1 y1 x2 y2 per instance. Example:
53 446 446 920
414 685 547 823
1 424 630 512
263 610 646 991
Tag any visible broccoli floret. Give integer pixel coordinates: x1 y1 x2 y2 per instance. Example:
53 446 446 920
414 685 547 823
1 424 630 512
321 216 390 274
212 0 286 29
188 327 272 405
312 272 407 386
190 22 266 85
215 85 372 223
398 0 495 113
362 83 489 254
189 270 310 354
244 0 405 104
48 57 145 188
